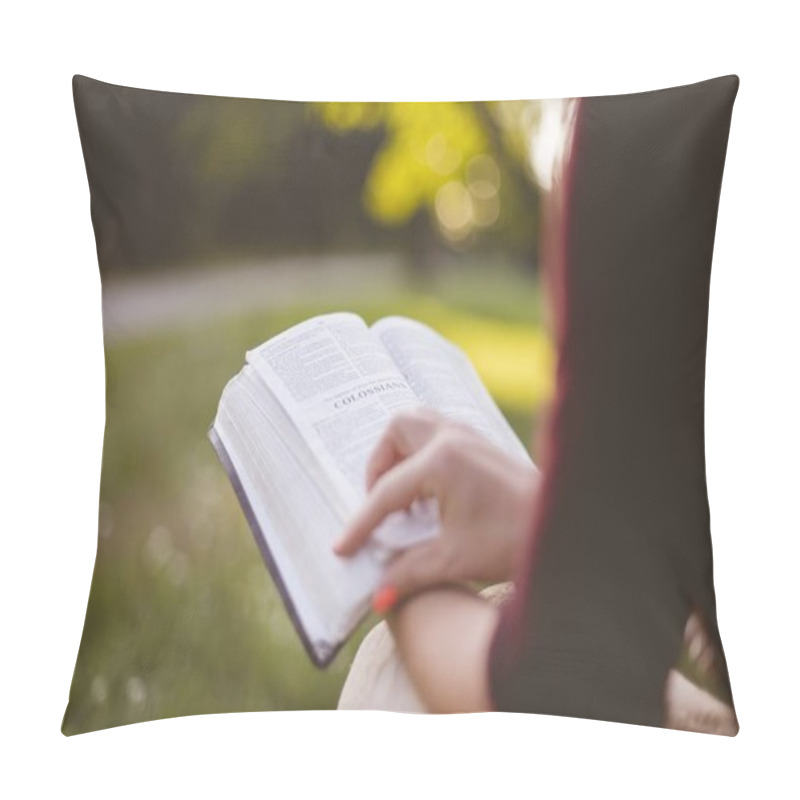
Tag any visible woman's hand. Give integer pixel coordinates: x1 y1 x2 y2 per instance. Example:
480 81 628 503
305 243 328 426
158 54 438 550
333 408 538 606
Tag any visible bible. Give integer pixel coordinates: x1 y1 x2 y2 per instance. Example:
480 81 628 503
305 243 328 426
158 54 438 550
208 313 532 666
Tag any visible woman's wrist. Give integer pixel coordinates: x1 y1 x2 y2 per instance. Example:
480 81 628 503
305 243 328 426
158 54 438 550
385 586 498 713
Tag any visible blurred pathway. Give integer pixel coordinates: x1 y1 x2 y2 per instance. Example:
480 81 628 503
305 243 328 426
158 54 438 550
101 252 408 341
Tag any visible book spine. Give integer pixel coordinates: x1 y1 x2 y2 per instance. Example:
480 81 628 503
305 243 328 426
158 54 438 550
207 424 344 669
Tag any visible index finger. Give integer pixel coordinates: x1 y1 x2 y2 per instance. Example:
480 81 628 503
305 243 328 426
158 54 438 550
333 448 437 556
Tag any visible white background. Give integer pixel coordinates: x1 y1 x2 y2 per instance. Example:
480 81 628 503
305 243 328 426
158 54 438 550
2 1 798 796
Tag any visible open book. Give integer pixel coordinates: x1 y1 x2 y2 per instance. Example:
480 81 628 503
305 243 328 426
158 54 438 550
209 313 532 667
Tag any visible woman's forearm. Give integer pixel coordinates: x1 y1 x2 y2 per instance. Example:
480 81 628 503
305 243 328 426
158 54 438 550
385 587 498 713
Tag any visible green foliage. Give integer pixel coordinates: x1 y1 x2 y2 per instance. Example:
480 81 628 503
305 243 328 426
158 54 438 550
315 101 541 252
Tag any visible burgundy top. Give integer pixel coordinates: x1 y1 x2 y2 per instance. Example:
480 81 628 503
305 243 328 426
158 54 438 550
487 77 739 726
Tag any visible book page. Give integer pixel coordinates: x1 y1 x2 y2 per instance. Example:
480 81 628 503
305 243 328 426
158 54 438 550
372 316 533 464
212 367 384 651
245 313 438 550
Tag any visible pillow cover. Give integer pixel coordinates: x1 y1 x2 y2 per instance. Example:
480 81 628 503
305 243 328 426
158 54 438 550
64 74 738 735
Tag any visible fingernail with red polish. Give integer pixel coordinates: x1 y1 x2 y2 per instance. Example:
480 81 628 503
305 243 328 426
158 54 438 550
372 585 398 615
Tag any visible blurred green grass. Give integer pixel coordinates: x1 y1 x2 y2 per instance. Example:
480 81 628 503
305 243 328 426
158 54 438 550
63 285 551 735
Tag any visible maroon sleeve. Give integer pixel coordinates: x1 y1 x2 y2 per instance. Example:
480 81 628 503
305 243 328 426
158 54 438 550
487 77 739 726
